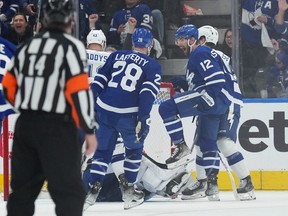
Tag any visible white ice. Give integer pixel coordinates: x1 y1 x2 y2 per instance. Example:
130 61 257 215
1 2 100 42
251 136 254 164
1 191 287 216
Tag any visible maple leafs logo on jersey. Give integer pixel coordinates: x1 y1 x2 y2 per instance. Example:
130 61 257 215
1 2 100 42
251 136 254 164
186 70 195 90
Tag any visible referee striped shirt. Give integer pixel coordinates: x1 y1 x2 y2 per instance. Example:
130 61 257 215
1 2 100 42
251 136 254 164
2 29 96 133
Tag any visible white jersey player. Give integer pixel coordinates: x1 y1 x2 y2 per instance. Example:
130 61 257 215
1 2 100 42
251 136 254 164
86 29 111 83
82 146 195 202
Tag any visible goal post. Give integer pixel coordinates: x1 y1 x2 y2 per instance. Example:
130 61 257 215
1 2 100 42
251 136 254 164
2 117 9 201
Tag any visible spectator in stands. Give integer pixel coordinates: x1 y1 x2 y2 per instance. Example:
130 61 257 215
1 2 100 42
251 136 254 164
79 0 99 43
266 49 288 98
91 0 125 25
141 1 164 45
20 0 38 28
241 0 280 98
218 28 232 60
1 12 34 46
122 17 163 59
0 0 20 36
165 0 181 30
274 0 288 39
107 0 153 49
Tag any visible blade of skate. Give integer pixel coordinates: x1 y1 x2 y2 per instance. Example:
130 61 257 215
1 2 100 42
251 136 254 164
124 197 144 210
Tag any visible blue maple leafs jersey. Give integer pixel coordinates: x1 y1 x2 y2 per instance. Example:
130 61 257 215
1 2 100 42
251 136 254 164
186 45 242 106
91 50 162 120
0 0 19 22
108 3 153 45
0 37 16 119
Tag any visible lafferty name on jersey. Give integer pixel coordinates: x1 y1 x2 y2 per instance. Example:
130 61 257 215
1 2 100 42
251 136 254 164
115 53 149 66
87 52 109 62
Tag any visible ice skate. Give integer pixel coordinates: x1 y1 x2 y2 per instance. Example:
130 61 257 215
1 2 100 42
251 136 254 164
205 174 220 201
166 141 193 169
181 178 207 200
83 181 102 211
237 175 256 201
164 172 191 198
119 174 144 210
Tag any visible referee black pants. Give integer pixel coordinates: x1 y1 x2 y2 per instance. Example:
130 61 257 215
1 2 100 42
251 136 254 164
7 111 86 216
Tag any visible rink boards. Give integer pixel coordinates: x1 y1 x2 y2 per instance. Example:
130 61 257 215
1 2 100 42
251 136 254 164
1 99 288 192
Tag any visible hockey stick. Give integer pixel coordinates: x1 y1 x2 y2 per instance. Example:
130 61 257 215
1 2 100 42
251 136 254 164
143 153 169 169
218 152 240 201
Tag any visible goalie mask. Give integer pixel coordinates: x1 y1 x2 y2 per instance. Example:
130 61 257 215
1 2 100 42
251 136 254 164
43 0 74 27
86 29 107 50
198 25 219 46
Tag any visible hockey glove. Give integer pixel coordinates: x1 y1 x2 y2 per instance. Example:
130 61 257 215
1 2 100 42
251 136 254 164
170 76 188 92
136 117 151 143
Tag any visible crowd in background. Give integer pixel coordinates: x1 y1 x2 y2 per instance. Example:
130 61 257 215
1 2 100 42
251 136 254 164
2 0 288 99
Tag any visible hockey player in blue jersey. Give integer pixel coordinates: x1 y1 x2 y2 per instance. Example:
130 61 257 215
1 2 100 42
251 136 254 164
180 26 255 201
158 24 242 201
84 28 162 210
0 37 16 132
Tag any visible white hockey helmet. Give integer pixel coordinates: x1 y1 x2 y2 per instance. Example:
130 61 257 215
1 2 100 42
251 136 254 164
86 29 106 50
198 25 219 46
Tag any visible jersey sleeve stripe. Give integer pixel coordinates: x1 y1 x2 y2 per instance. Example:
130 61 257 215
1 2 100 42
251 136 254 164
206 79 226 86
142 81 159 92
92 80 104 89
139 88 157 98
97 97 139 113
204 71 224 80
95 73 108 82
2 71 17 105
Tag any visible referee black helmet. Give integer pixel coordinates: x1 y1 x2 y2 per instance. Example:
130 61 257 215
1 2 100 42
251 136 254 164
43 0 73 27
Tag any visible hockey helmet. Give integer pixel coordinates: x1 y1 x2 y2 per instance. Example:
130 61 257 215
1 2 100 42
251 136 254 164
43 0 73 26
198 25 219 46
175 24 198 41
86 30 107 49
132 28 153 48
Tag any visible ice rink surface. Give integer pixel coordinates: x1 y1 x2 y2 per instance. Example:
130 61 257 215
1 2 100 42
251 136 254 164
1 191 287 216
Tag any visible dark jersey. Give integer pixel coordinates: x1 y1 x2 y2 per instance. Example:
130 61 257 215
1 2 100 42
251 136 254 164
108 3 153 45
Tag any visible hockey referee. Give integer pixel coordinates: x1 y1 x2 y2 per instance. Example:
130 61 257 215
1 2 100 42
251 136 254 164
2 0 97 215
